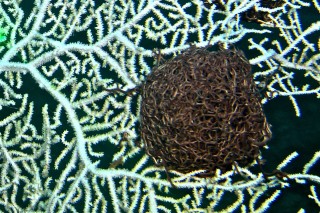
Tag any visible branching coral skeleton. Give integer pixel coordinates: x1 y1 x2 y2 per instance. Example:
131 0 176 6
0 0 319 212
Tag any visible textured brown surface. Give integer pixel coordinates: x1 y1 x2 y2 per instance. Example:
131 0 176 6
140 47 272 177
203 0 285 23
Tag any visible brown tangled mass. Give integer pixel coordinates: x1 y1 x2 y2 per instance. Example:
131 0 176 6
203 0 285 23
140 46 272 177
